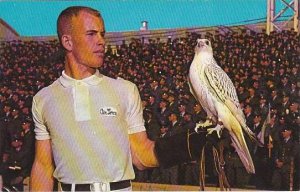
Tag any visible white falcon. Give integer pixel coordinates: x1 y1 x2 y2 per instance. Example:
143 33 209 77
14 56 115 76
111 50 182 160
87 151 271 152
188 39 259 174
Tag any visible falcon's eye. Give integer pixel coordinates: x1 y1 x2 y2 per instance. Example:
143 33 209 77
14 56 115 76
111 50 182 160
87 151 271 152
205 40 209 45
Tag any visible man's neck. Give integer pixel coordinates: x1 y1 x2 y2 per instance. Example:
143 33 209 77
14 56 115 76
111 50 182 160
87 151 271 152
284 136 291 142
172 121 177 126
64 58 96 80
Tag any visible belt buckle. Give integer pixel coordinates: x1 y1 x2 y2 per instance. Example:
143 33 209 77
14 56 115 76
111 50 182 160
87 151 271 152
90 182 108 192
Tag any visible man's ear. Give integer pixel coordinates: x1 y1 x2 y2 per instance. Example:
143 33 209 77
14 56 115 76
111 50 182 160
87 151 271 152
61 35 72 51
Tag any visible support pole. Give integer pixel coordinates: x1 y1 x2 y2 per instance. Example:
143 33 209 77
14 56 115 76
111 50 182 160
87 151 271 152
266 0 299 34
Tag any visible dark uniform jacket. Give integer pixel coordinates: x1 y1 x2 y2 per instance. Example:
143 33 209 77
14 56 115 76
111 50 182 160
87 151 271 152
273 137 297 166
145 118 161 141
168 121 182 136
192 110 207 123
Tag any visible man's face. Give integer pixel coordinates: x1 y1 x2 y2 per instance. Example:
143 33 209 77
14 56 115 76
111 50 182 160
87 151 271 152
12 109 19 117
289 103 298 112
168 114 176 122
167 96 174 102
248 89 255 96
148 96 155 103
4 106 10 113
183 114 191 121
179 105 185 112
254 116 261 124
259 98 266 104
194 104 201 112
160 127 168 133
69 11 105 68
283 96 289 102
271 90 276 97
281 130 291 138
159 101 166 108
244 106 251 114
22 122 30 130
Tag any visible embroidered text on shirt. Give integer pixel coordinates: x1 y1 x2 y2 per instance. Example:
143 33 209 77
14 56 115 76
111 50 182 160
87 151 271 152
99 107 117 116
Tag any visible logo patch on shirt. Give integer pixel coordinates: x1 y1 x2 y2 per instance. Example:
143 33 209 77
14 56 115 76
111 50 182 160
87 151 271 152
99 107 117 116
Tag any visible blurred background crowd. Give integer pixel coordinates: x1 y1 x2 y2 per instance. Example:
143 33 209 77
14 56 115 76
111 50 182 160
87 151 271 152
0 28 299 190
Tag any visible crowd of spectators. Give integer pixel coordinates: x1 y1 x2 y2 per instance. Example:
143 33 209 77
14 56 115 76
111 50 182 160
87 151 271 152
0 27 299 190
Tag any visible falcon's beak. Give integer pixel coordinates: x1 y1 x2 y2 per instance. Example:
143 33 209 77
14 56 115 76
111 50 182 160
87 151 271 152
197 41 205 48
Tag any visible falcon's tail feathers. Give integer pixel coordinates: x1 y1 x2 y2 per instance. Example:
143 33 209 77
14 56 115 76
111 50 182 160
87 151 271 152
243 124 264 147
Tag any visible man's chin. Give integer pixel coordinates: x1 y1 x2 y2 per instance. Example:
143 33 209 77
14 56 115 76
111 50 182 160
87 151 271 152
92 60 103 68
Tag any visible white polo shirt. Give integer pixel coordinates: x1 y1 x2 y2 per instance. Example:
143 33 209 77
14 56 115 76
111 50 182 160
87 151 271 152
32 70 145 184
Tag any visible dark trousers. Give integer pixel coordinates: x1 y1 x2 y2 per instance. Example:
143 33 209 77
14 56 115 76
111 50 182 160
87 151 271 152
253 157 272 190
2 169 23 191
271 165 291 190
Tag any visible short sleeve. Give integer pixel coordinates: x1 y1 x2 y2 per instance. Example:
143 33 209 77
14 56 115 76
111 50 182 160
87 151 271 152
32 97 50 140
125 84 146 134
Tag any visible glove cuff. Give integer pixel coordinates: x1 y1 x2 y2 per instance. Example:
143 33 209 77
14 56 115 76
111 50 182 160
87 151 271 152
154 130 207 168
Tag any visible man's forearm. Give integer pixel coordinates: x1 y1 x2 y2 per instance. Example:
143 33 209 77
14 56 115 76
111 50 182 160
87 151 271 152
30 161 54 191
129 132 159 169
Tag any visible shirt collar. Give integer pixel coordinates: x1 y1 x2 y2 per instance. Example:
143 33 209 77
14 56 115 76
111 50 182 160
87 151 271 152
59 69 103 87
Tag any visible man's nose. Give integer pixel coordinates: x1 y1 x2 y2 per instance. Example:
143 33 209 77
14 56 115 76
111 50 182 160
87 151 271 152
97 33 105 45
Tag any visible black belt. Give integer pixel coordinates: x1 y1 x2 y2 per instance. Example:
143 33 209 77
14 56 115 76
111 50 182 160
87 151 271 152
60 180 131 191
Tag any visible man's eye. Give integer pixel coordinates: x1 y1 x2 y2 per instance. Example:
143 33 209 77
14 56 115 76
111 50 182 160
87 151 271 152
100 32 105 37
87 33 95 36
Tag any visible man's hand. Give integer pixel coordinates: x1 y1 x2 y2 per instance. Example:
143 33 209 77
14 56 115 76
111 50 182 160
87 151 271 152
129 131 158 169
267 143 273 149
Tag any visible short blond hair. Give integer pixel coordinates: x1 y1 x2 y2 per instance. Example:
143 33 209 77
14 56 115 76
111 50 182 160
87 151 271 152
57 6 102 44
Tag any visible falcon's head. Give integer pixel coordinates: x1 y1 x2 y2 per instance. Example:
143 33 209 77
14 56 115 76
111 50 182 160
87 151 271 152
195 39 213 55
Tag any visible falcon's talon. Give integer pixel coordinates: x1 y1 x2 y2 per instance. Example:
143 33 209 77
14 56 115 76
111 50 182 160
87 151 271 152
194 119 213 133
206 124 223 138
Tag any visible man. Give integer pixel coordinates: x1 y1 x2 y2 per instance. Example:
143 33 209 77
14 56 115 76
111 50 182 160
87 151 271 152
30 6 209 191
269 89 281 109
30 7 158 191
156 99 170 126
167 93 178 114
150 80 162 104
237 85 249 102
286 101 299 126
251 113 270 189
192 103 207 124
157 122 179 185
5 106 23 158
182 113 196 132
181 113 199 185
252 114 263 136
178 102 188 123
243 104 254 129
271 127 299 190
167 112 182 136
144 110 160 141
280 92 291 116
265 115 281 144
258 95 269 120
2 120 34 191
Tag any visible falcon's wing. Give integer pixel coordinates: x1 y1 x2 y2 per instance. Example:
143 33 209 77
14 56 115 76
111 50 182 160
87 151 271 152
204 62 240 111
204 60 257 141
187 77 198 103
188 69 216 120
